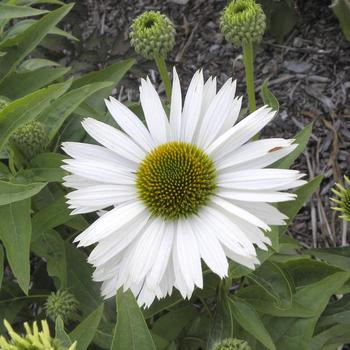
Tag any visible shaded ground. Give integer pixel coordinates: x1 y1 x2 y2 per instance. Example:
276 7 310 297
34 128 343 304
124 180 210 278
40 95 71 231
61 0 350 247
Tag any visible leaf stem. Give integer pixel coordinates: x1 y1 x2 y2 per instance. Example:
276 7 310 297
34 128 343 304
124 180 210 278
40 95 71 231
242 40 256 113
0 294 49 304
154 55 171 100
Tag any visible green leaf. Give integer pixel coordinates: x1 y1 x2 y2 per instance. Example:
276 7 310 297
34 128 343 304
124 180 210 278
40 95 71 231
142 292 183 319
0 4 73 83
0 67 70 100
263 272 350 350
248 260 293 309
0 199 31 294
31 195 72 241
0 80 71 153
0 244 4 289
331 0 350 41
230 297 276 350
111 289 157 350
152 305 198 343
207 291 234 349
71 59 135 113
307 247 350 271
31 229 67 288
261 79 279 111
38 82 113 141
18 153 66 183
273 123 313 169
19 58 60 71
55 316 72 347
65 242 102 314
0 180 46 205
70 304 104 350
311 324 350 350
0 4 48 20
278 175 323 232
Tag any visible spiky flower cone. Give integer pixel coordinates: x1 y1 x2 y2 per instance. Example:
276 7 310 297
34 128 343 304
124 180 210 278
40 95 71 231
45 290 79 323
220 0 266 47
0 320 77 350
331 176 350 221
130 11 175 60
213 338 251 350
9 121 48 160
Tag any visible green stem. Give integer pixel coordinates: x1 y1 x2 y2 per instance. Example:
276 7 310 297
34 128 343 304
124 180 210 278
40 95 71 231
242 40 256 113
154 55 171 100
0 294 49 305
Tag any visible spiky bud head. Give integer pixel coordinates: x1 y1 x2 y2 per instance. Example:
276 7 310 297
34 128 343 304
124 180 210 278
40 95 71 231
0 319 77 350
331 176 350 221
45 290 79 323
0 96 10 111
130 11 176 60
213 338 251 350
220 0 266 48
9 121 48 160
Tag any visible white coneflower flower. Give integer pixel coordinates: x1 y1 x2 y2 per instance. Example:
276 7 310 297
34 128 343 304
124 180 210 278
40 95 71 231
62 68 305 307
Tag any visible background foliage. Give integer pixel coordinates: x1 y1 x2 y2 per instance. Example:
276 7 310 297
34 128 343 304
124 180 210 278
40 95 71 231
0 1 349 350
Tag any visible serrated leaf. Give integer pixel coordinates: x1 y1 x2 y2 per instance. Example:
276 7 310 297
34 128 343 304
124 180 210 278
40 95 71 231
111 289 157 350
0 4 73 83
69 304 104 350
0 180 46 205
0 81 71 153
0 199 31 294
230 297 276 350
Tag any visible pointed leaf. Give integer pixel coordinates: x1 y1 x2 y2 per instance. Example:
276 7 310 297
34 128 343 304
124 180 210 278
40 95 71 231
111 289 157 350
0 199 31 294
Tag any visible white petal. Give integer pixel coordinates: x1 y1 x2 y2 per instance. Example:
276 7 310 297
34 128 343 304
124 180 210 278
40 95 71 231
63 174 100 189
223 247 259 269
200 76 217 117
211 196 270 231
216 138 296 171
126 218 165 286
105 96 155 151
169 67 182 141
196 79 237 148
82 118 146 162
206 106 275 161
216 188 296 203
218 169 304 190
146 222 175 291
62 159 135 185
181 70 204 142
140 77 170 144
75 201 146 246
192 215 228 278
62 142 137 171
175 219 203 289
66 185 136 211
231 201 287 226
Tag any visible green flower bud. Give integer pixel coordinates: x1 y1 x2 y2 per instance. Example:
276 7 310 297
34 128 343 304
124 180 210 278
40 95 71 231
213 338 251 350
331 176 350 221
0 96 10 111
45 290 79 323
130 11 176 60
0 319 77 350
9 121 48 160
220 0 266 48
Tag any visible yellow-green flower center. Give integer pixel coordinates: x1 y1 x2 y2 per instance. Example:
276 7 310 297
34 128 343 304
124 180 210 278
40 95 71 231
136 142 217 220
